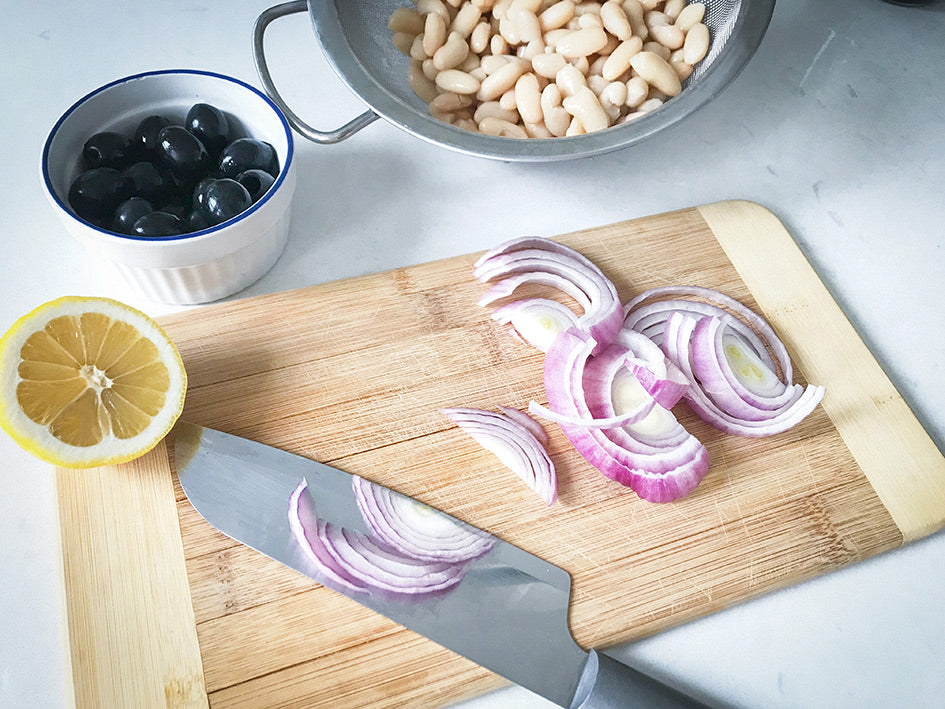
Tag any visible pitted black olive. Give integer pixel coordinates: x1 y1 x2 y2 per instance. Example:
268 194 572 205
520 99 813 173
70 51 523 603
202 178 253 226
122 161 172 205
113 197 153 234
185 103 231 158
82 131 132 170
68 167 135 223
237 169 275 203
157 125 211 183
132 211 185 237
219 138 279 179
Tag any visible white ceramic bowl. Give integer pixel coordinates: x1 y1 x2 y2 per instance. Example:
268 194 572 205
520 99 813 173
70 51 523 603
42 69 296 304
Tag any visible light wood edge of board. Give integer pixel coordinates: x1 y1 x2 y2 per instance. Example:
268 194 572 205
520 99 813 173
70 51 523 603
699 199 945 543
56 439 208 709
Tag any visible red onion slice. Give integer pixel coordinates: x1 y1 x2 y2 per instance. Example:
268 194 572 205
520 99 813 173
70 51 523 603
289 480 467 596
352 476 495 563
442 407 557 505
489 298 579 352
475 237 623 352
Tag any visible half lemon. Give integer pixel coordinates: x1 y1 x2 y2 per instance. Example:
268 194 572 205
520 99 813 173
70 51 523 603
0 296 187 468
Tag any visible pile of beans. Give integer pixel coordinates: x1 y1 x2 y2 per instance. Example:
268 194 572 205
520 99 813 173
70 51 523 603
388 0 710 138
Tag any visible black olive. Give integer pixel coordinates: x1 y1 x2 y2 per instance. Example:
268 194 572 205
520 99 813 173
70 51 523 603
191 177 216 211
112 197 153 234
157 125 211 183
132 211 185 237
218 138 279 179
202 178 252 226
186 209 210 233
236 168 275 203
68 167 135 223
122 161 173 205
82 131 132 170
132 115 171 159
185 103 231 158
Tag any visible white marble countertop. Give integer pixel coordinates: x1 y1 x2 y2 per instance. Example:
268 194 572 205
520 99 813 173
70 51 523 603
2 1 943 707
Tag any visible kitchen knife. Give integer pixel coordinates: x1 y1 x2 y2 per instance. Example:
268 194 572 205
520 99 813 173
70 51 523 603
173 423 709 708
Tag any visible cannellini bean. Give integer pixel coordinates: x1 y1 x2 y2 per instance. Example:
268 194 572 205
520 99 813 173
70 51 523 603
674 2 705 31
662 0 686 21
478 60 528 100
562 85 610 132
510 7 543 42
422 58 438 80
638 0 661 10
389 7 425 35
621 0 648 40
538 0 575 31
452 4 484 37
430 92 474 113
554 26 608 58
644 10 670 28
515 72 544 123
474 100 520 123
410 34 427 61
600 1 632 40
671 60 693 81
531 50 568 78
628 50 681 95
638 96 663 112
470 21 492 52
525 121 553 138
455 117 479 131
460 52 482 72
683 22 710 64
566 115 586 136
540 83 571 136
642 40 671 61
555 63 587 96
490 32 510 55
599 80 627 120
650 23 684 50
409 60 440 102
393 32 415 56
418 0 451 20
601 35 642 80
434 32 470 70
517 37 547 59
499 15 521 43
587 73 609 94
624 75 648 107
499 87 518 109
577 12 603 29
478 116 529 138
573 1 602 15
423 13 448 56
436 69 483 94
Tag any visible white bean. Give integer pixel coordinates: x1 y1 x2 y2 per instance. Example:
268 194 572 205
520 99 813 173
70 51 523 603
409 60 440 102
600 1 632 40
478 116 529 138
515 72 544 123
481 53 514 74
662 0 686 22
621 0 648 40
452 4 484 37
531 51 568 78
423 13 448 56
434 32 470 70
642 40 671 61
628 50 681 95
474 100 520 123
674 2 705 31
510 7 543 42
525 120 553 138
624 75 648 107
540 83 571 135
562 85 610 132
599 80 627 120
389 7 425 35
517 37 547 60
637 96 663 112
470 21 492 52
430 92 474 112
650 23 684 50
422 58 438 80
538 0 575 31
393 32 415 56
418 0 451 21
555 63 587 96
499 87 518 109
566 115 586 136
435 69 482 94
553 26 608 58
683 22 710 64
478 59 527 100
490 32 510 55
601 36 642 80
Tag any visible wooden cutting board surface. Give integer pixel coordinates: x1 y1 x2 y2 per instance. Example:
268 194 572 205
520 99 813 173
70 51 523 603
56 200 945 708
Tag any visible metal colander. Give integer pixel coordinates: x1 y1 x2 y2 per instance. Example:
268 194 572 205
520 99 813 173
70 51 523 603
254 0 775 162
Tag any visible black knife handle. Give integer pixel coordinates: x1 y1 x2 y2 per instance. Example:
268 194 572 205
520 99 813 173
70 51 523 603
570 650 710 709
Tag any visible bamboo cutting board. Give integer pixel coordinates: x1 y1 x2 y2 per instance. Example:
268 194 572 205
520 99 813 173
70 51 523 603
56 200 945 708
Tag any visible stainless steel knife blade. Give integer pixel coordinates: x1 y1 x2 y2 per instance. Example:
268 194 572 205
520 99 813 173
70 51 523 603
172 422 707 709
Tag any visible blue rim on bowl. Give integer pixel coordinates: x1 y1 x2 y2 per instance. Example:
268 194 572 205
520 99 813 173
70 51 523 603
41 69 294 243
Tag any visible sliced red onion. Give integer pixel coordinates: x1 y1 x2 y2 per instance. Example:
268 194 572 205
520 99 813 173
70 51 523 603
664 312 826 437
442 406 557 505
352 475 495 563
541 328 709 502
475 237 623 352
289 480 467 596
497 405 550 445
489 298 579 352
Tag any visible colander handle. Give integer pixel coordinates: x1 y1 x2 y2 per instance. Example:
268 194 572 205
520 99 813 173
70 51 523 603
253 0 379 144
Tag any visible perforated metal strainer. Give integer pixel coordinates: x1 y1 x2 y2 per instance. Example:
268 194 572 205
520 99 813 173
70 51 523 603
253 0 775 162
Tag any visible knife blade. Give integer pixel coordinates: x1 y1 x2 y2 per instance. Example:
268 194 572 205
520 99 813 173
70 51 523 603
172 422 707 708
